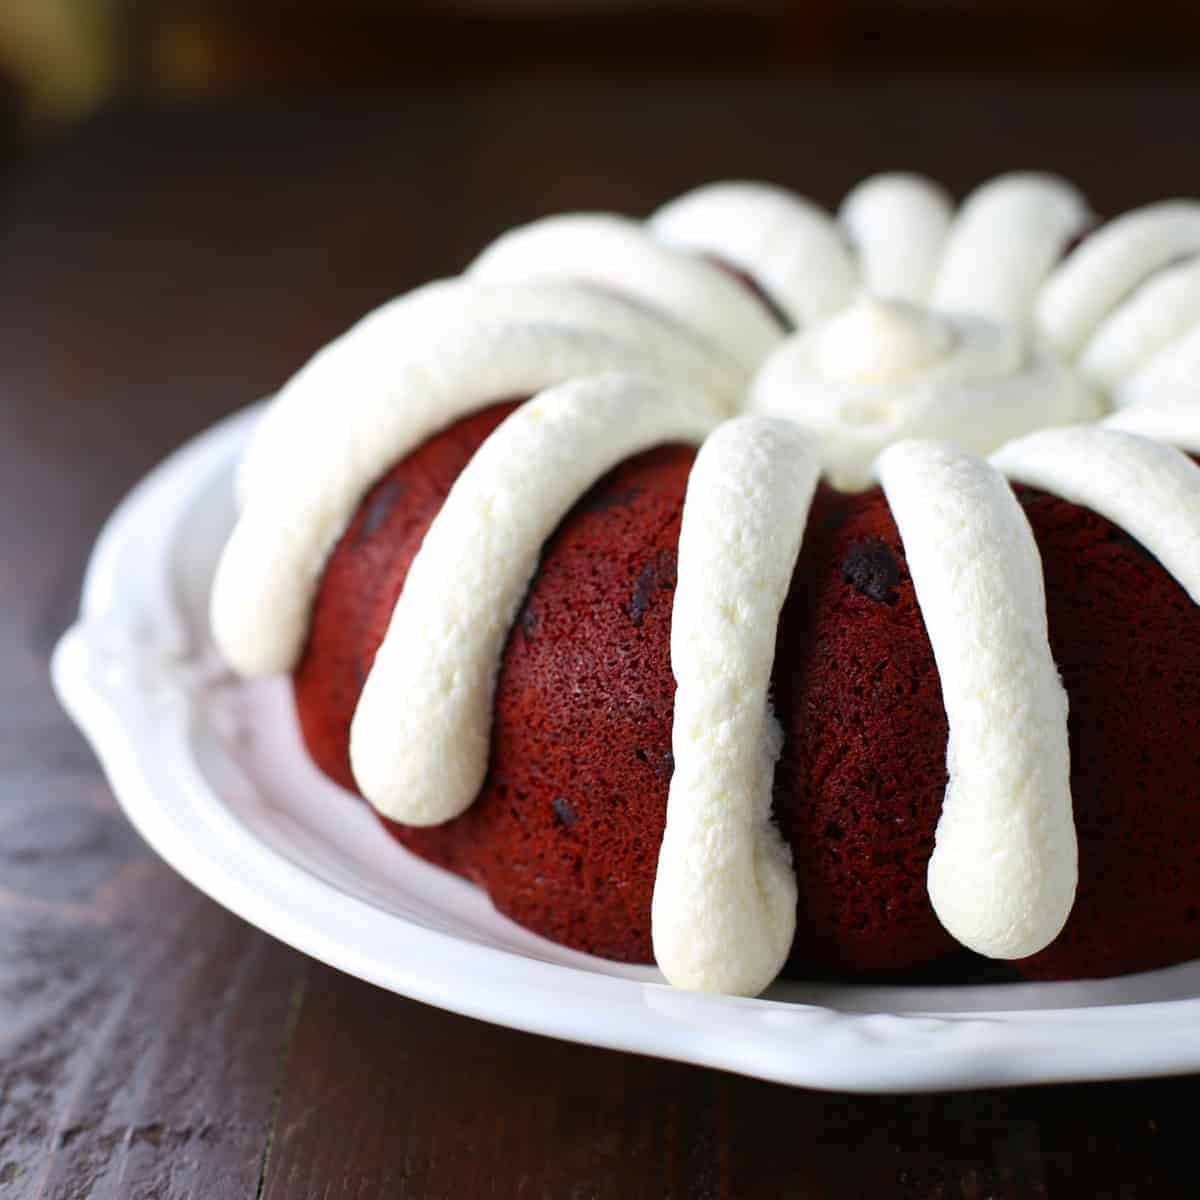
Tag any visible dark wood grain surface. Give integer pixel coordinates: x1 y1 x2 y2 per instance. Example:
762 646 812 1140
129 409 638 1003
4 75 1200 1198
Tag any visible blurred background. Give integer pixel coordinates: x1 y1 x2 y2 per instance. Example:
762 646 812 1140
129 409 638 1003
2 0 1197 417
2 0 1199 148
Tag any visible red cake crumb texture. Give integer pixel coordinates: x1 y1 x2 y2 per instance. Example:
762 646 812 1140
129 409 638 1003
294 405 1200 982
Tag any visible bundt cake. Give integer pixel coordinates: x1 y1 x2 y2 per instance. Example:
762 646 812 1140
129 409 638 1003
211 172 1200 996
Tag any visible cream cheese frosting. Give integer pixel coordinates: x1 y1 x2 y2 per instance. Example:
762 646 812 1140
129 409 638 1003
1117 323 1200 411
467 213 782 374
213 324 704 677
992 427 1200 605
652 416 820 995
1103 396 1200 453
749 295 1100 489
211 171 1200 997
930 173 1090 328
1078 258 1200 393
237 278 743 506
877 440 1077 959
648 181 857 328
1037 201 1200 356
838 173 953 304
350 374 716 825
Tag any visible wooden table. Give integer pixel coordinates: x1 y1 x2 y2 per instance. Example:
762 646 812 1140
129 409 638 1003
5 76 1200 1198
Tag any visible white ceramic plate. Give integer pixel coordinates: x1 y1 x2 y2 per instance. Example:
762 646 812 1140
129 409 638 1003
53 404 1200 1092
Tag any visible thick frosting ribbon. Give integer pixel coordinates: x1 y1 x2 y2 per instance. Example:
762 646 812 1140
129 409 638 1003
350 373 716 825
931 173 1090 328
877 439 1077 959
1103 397 1200 453
992 426 1200 605
468 213 782 373
1117 324 1200 411
1079 259 1200 394
649 181 857 329
652 416 820 994
237 278 742 505
213 325 692 676
1037 201 1200 356
839 173 953 304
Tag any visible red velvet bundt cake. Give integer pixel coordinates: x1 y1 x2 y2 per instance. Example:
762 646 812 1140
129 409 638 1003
212 173 1200 995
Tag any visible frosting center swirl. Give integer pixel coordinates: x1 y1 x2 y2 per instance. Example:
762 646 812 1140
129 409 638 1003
749 293 1100 490
812 296 956 384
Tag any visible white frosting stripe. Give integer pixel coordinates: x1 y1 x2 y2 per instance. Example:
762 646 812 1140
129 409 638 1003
240 277 460 506
839 173 953 304
213 325 691 677
349 374 716 825
652 416 820 994
992 427 1200 604
1037 201 1200 356
1103 397 1200 453
467 213 782 374
238 278 742 506
749 297 1100 491
932 173 1090 328
1078 259 1200 392
648 182 858 329
1117 323 1200 411
877 440 1076 959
